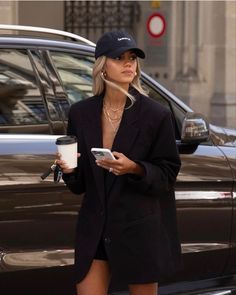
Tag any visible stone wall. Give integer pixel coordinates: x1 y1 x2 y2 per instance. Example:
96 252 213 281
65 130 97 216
0 1 18 27
18 1 64 31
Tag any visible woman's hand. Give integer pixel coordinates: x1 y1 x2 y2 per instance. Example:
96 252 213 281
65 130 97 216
56 152 81 174
96 151 144 176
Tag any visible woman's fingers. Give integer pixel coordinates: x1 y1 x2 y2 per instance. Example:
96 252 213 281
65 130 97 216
96 151 135 175
95 152 124 174
55 153 81 174
112 151 122 158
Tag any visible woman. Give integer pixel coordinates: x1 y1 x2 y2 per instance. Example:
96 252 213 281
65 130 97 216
57 30 181 295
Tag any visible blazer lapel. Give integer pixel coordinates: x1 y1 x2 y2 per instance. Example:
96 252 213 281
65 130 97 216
106 93 142 194
82 95 105 204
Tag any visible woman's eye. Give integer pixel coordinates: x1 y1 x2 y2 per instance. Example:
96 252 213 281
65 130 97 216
130 55 137 60
114 55 137 61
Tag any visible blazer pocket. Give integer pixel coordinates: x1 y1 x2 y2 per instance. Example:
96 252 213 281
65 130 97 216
124 213 159 230
121 213 161 259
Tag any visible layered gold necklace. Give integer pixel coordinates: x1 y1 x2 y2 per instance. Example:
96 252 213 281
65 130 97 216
103 99 125 134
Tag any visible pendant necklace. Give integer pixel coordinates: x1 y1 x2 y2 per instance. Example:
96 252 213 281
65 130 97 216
103 97 125 134
103 105 122 121
104 103 124 113
103 108 122 134
104 96 126 113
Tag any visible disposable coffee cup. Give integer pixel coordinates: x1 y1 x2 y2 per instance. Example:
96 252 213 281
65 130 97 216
56 136 78 169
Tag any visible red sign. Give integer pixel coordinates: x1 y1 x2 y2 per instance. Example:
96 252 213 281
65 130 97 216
147 13 166 38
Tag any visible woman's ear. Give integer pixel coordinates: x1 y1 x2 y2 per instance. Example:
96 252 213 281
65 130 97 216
101 71 107 77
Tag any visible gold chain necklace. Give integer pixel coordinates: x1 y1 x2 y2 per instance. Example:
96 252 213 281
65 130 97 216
103 97 126 112
103 108 122 134
103 105 123 121
104 102 125 112
102 98 125 134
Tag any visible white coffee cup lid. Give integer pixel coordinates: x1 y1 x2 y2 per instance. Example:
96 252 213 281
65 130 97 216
56 135 77 145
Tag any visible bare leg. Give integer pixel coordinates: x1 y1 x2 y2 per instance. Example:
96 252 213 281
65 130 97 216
128 283 158 295
76 259 111 295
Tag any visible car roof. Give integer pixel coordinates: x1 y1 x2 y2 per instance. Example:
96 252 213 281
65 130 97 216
0 36 95 53
0 24 96 45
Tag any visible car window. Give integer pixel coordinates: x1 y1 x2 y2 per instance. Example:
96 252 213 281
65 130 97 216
143 83 170 109
0 49 49 134
30 50 64 122
141 82 182 139
50 51 94 104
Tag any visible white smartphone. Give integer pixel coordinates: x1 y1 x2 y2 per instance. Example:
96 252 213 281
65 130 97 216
91 148 116 160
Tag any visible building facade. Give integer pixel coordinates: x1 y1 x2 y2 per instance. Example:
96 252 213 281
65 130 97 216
0 0 235 128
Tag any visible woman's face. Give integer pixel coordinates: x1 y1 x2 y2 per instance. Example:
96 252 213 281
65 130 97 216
104 50 138 86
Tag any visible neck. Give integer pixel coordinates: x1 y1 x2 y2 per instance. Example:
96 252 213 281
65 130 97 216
104 85 128 106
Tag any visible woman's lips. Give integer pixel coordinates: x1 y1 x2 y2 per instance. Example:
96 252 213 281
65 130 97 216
122 70 133 75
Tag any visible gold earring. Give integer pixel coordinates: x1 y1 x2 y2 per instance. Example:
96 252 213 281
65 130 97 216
101 71 107 77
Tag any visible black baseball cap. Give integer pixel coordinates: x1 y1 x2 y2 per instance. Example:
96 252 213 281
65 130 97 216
95 30 145 59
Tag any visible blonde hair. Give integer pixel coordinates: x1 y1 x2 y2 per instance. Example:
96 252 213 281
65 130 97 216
92 56 148 108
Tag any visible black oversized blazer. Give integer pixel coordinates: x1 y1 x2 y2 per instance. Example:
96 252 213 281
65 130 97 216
63 89 181 285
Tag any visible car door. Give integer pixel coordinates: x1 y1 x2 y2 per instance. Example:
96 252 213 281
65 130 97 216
214 136 236 277
175 144 232 282
0 47 80 291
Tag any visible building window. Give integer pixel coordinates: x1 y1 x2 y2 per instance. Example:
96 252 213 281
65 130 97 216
64 1 140 42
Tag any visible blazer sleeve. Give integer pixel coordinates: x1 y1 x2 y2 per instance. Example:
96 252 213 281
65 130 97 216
62 106 86 195
128 110 181 196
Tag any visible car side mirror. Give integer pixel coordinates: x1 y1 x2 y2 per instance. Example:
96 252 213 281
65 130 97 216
181 112 210 144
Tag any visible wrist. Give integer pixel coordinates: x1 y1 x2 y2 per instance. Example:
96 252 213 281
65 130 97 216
62 168 75 174
130 161 144 177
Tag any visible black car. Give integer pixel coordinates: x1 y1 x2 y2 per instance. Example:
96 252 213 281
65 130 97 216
0 25 236 295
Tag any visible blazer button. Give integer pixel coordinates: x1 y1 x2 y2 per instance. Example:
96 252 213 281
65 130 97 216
100 210 104 216
104 237 111 244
